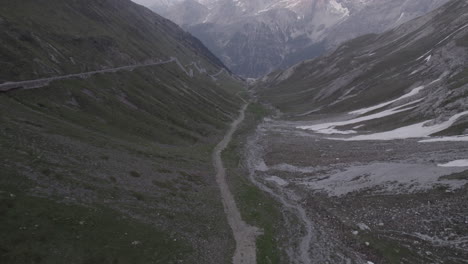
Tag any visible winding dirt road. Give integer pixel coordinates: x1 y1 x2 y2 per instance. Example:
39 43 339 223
0 57 212 93
0 59 177 93
213 103 261 264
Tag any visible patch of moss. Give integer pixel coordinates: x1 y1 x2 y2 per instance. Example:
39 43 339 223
440 170 468 180
359 233 429 264
129 171 141 178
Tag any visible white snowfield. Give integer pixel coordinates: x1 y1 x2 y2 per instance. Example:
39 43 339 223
419 135 468 142
269 163 319 174
298 83 435 135
298 78 468 141
338 110 468 141
301 162 467 197
298 100 421 134
349 85 426 115
438 160 468 167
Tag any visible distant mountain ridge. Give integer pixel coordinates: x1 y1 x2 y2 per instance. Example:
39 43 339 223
147 0 450 77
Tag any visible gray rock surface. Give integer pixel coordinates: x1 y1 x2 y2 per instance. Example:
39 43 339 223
146 0 449 77
257 0 468 132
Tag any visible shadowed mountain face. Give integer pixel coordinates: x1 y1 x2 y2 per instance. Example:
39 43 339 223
148 0 449 77
0 0 246 263
258 0 468 134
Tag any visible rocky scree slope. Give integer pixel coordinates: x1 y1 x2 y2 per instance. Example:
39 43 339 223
0 0 245 263
149 0 449 77
257 0 468 137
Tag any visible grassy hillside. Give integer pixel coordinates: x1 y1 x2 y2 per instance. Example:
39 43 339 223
0 0 246 263
0 0 226 82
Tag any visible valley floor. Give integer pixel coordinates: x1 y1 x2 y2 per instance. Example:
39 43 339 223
213 102 260 264
243 113 468 264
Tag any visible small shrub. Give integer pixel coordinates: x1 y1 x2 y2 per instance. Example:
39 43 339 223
129 171 141 178
152 180 177 191
83 183 95 190
132 192 145 201
41 168 52 176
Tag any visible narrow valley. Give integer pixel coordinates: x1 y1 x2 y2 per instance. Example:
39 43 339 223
1 0 468 263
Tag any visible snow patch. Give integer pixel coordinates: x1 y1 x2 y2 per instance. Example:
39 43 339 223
417 50 433 61
438 160 468 168
349 85 425 115
270 163 319 174
328 0 349 18
301 162 467 196
419 135 468 143
357 223 371 231
299 100 421 135
256 160 269 172
425 55 432 62
265 176 289 186
395 12 405 24
410 69 420 76
335 111 468 141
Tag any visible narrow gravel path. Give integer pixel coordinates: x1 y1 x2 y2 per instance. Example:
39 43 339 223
213 103 260 264
0 57 201 92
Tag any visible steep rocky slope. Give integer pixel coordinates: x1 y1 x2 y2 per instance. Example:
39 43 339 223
146 0 449 77
0 0 246 263
258 0 468 136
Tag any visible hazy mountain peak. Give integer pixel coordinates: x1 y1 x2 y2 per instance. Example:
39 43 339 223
145 0 449 77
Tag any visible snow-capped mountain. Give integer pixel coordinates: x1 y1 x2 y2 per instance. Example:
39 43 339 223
258 0 468 130
146 0 449 77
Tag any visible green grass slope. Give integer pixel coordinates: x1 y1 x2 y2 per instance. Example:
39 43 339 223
0 0 226 82
0 0 246 263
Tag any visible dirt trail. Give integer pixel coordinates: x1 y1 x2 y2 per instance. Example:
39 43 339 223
213 103 261 264
0 59 178 92
0 57 209 93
